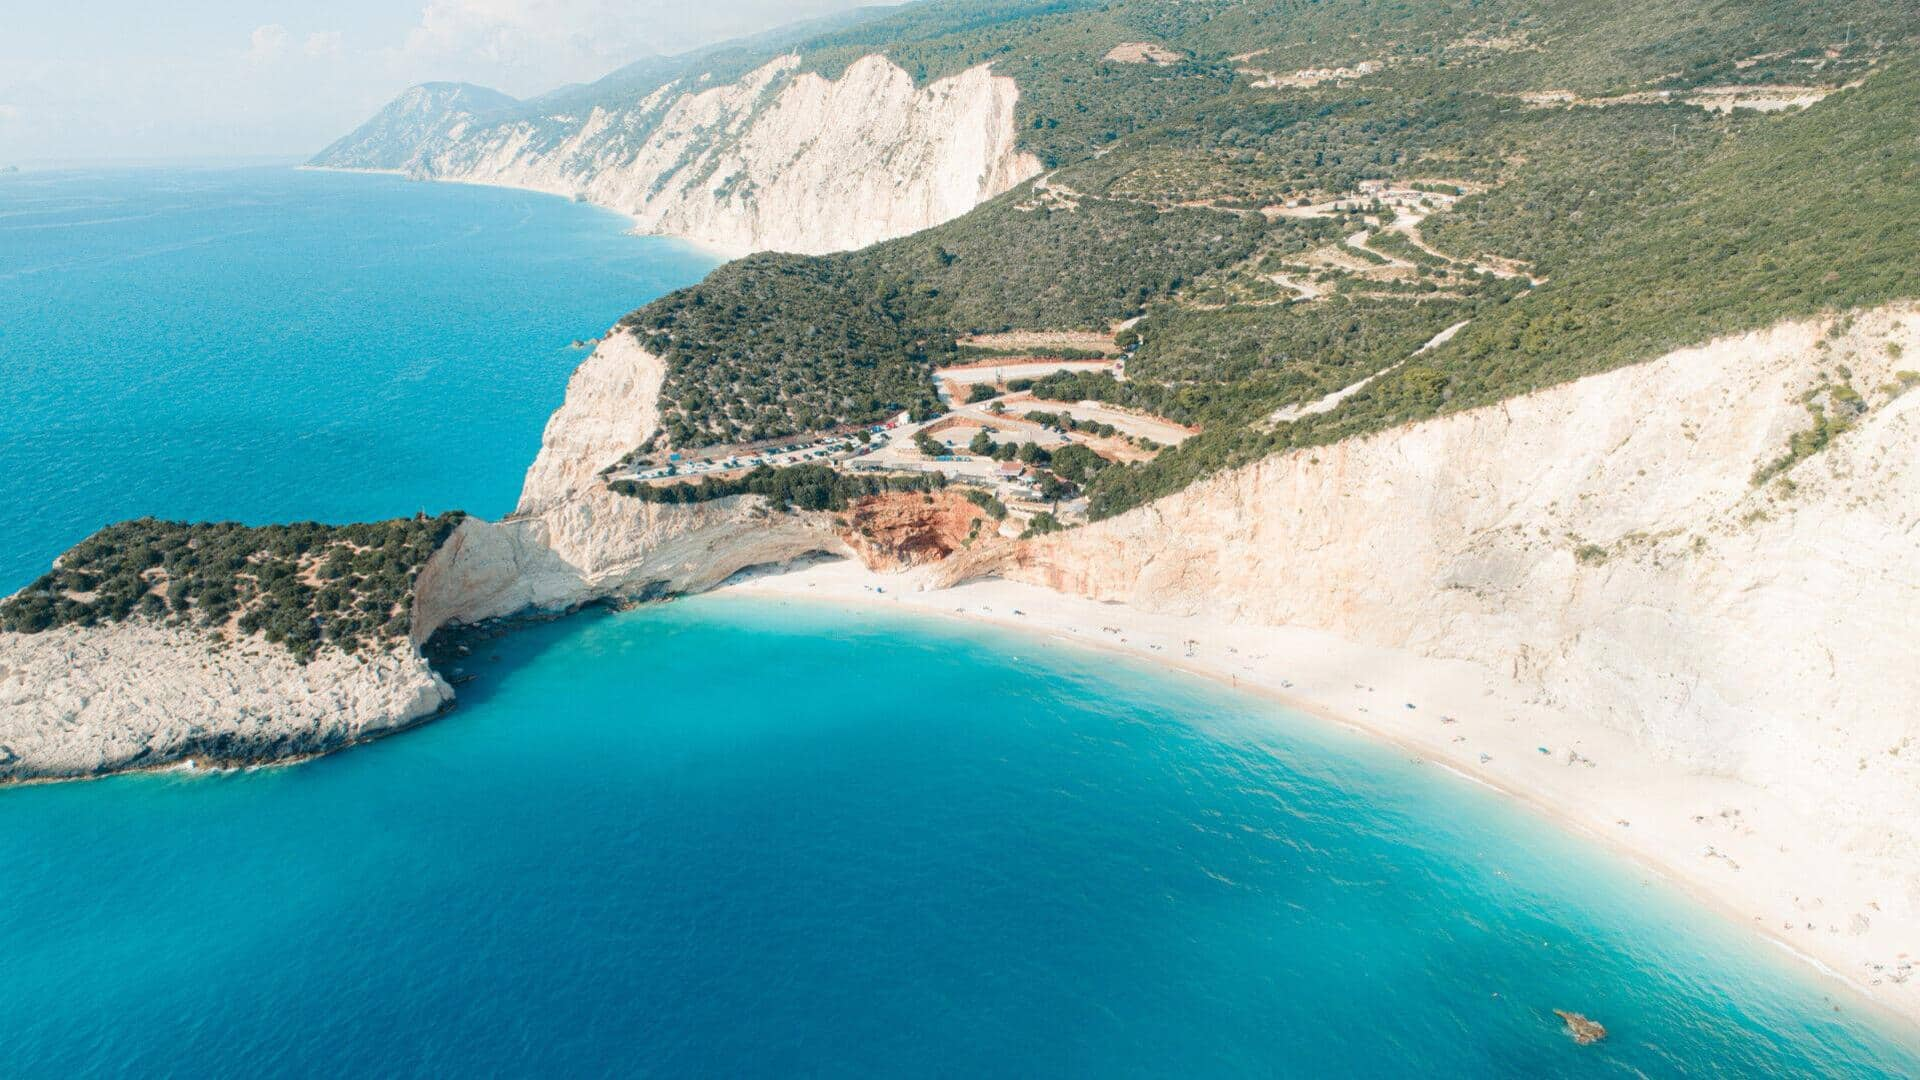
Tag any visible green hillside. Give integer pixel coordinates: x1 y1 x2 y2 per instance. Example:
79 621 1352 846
613 0 1917 518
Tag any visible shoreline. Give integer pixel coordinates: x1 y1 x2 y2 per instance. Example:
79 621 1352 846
0 647 461 791
295 164 742 261
710 556 1920 1036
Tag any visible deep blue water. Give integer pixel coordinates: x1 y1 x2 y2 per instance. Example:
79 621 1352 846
1 168 1916 1076
0 165 715 592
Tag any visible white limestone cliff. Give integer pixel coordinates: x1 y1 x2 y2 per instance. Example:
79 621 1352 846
0 623 450 783
516 330 663 515
987 304 1920 859
414 326 849 634
411 486 845 637
325 55 1041 256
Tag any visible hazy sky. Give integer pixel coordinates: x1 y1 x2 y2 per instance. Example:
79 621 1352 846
0 0 878 164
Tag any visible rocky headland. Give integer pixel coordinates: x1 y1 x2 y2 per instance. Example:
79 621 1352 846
0 622 450 783
310 55 1041 257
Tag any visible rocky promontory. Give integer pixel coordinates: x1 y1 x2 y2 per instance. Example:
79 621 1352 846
0 622 449 783
312 54 1041 257
0 515 465 782
0 329 987 782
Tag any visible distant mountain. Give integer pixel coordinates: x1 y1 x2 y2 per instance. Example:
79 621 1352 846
307 5 1055 255
313 4 908 176
312 83 521 173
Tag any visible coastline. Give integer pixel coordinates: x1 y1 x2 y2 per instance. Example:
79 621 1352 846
0 688 464 791
296 164 744 261
0 620 455 788
711 556 1920 1034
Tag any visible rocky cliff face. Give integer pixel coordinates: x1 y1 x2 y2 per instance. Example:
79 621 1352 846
838 491 995 570
412 328 850 636
412 487 845 636
516 329 663 515
0 622 449 783
984 304 1920 855
313 55 1041 256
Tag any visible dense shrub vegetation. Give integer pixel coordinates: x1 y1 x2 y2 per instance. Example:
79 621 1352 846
600 1 1917 517
0 514 465 661
628 196 1262 447
785 0 1909 161
621 258 944 447
610 464 945 511
1055 89 1511 208
1286 60 1920 447
961 488 1010 519
862 197 1263 331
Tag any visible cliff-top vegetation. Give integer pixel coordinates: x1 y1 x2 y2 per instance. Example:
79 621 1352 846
0 514 465 662
601 0 1916 519
610 463 946 511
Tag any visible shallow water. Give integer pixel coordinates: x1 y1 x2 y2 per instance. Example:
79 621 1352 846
0 168 1915 1076
3 600 1916 1075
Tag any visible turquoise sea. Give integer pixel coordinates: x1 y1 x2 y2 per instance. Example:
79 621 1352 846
0 165 716 593
1 168 1916 1076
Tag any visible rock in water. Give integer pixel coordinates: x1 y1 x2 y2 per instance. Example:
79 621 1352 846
1554 1010 1608 1045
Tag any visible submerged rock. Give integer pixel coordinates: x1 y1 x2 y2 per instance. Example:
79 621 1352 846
1554 1009 1608 1045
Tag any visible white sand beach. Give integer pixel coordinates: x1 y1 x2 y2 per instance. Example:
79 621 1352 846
715 556 1920 1028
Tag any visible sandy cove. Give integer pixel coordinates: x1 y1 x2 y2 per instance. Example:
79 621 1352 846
713 556 1920 1029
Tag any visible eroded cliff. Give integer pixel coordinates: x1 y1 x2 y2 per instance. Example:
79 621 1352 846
516 330 664 516
0 623 449 783
412 328 852 636
975 304 1920 855
316 55 1041 256
412 487 845 636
